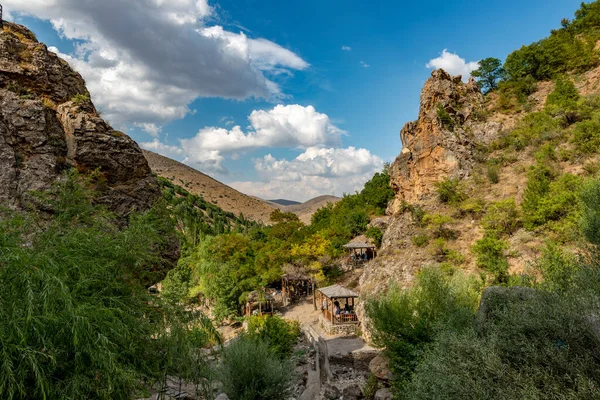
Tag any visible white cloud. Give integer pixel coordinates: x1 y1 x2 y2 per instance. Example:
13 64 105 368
341 46 352 51
139 104 344 174
230 146 384 201
360 61 369 68
182 104 344 154
426 49 479 80
6 0 309 126
134 122 162 138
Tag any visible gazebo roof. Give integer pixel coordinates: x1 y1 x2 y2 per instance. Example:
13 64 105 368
318 284 359 299
343 241 375 249
246 290 274 303
282 273 313 281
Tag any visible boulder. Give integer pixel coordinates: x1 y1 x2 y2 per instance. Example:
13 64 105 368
369 353 395 382
214 394 229 400
375 388 393 400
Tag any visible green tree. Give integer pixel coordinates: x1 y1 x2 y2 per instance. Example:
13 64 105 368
471 57 504 93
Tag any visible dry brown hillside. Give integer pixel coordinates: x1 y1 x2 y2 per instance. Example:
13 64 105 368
143 150 275 224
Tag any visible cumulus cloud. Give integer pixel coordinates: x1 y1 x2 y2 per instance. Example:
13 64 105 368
426 49 479 80
341 46 352 51
230 147 385 201
139 104 344 174
134 122 162 138
6 0 309 126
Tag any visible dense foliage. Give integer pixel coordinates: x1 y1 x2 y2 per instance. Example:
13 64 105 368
217 336 294 400
0 174 218 400
162 165 394 319
367 180 600 399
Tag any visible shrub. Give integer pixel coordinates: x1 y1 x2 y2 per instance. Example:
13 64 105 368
72 93 90 105
522 169 582 230
436 105 454 131
434 178 465 204
362 373 379 400
365 268 480 392
486 159 501 184
545 76 580 124
472 235 509 282
366 226 384 247
458 198 486 218
422 213 455 239
247 315 301 358
496 76 537 111
481 198 520 236
411 233 429 247
0 174 215 399
536 242 578 292
218 336 294 400
505 111 561 150
573 119 600 154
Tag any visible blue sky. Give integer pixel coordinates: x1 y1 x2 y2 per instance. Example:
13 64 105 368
7 0 583 201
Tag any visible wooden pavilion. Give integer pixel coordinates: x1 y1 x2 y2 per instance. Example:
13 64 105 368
343 241 376 265
316 284 359 325
244 290 274 317
281 273 315 306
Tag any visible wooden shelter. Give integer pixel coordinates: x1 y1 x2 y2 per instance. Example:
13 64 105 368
316 284 359 325
343 241 376 265
281 273 315 306
245 290 274 317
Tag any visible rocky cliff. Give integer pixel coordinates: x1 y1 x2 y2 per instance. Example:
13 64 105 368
387 69 501 212
0 22 160 217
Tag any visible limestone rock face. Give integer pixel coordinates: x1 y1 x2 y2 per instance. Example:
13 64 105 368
388 69 502 212
0 22 160 217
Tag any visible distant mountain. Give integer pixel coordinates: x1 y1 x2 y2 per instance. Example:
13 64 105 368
268 199 302 206
274 195 341 224
143 150 275 224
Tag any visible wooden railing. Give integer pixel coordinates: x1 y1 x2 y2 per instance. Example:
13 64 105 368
322 310 359 325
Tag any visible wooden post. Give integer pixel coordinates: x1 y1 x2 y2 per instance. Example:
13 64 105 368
313 283 317 310
330 298 333 324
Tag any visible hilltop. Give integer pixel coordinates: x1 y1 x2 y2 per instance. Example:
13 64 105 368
143 149 276 224
144 149 340 224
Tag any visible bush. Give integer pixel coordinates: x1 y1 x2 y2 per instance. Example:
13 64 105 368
472 235 509 282
423 213 455 239
405 266 600 399
362 374 379 400
434 178 465 204
522 168 582 230
496 76 537 112
365 268 480 392
366 226 384 247
218 336 294 400
0 174 216 399
247 315 301 358
481 198 520 236
436 105 454 131
411 234 429 247
573 119 600 154
545 76 580 124
486 159 501 184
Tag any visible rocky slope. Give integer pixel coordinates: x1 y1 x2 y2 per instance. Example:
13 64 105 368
387 70 502 211
357 65 600 337
0 22 160 217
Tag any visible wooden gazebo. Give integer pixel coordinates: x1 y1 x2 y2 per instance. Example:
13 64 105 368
343 241 376 265
316 284 359 325
245 290 274 317
281 273 315 306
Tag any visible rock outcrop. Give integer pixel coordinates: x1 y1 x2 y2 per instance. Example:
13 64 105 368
388 69 501 212
0 22 160 217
